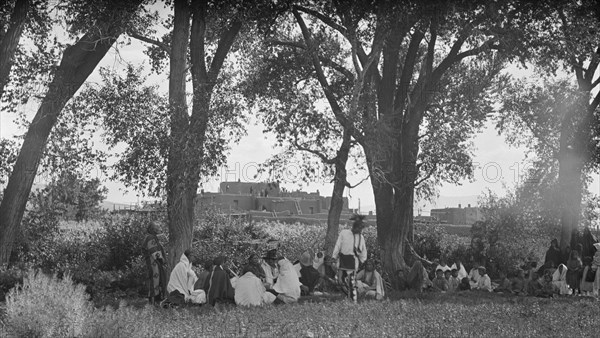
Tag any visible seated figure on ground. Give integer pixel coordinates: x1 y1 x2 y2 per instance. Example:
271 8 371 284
451 260 468 280
468 261 482 288
166 250 205 305
397 260 425 291
204 255 235 306
298 251 322 295
448 268 460 292
474 267 492 292
248 254 266 279
194 260 212 292
458 277 471 291
511 270 527 295
432 268 449 292
552 263 570 295
261 249 280 289
234 264 276 307
527 271 554 297
313 250 325 271
317 255 340 292
355 259 385 300
494 270 511 293
272 258 302 303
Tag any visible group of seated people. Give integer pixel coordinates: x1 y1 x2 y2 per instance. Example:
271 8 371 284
161 246 386 308
422 258 594 298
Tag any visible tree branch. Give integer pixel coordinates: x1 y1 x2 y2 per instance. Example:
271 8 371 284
321 57 354 82
190 0 208 82
292 8 348 128
208 20 242 83
345 175 369 189
269 39 354 81
294 4 347 37
414 163 436 187
584 47 600 85
268 39 305 49
590 89 600 114
406 241 435 266
127 31 171 55
292 138 336 165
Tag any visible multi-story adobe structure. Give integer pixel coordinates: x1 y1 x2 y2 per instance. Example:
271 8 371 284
430 204 483 225
196 181 350 216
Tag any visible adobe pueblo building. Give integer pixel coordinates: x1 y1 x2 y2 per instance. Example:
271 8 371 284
196 181 352 221
430 204 483 226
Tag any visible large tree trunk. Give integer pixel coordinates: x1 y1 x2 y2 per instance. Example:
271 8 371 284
324 130 351 255
0 1 143 265
165 0 192 270
0 0 29 99
165 0 242 269
558 98 593 251
558 146 584 251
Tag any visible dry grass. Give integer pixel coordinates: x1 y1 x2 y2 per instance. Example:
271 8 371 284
4 287 599 337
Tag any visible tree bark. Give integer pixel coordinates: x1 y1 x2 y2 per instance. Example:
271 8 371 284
165 0 192 270
165 0 242 269
558 146 584 251
0 0 143 265
324 130 351 256
558 100 593 251
0 0 29 99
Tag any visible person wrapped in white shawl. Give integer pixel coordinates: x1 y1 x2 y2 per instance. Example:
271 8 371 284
273 258 302 303
234 265 276 306
552 263 570 295
167 250 205 304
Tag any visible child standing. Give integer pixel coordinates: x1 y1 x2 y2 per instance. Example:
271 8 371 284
580 256 594 296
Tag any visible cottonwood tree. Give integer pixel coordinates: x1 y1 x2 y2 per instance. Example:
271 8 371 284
0 0 30 98
242 23 366 255
498 0 600 250
129 0 286 268
0 0 146 265
67 63 245 200
288 0 521 281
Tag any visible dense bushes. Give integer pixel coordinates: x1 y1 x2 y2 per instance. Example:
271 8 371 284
5 270 92 337
469 190 561 276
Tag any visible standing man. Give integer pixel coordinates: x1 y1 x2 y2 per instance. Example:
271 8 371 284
142 221 168 305
333 214 368 301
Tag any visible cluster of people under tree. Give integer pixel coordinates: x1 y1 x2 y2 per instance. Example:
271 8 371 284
144 216 600 306
408 228 600 297
142 214 385 307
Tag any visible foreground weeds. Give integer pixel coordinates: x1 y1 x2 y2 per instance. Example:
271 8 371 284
4 285 598 337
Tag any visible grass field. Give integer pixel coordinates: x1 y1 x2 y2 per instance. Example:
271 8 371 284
2 290 598 337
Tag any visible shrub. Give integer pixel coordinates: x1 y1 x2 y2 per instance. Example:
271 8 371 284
0 266 25 301
99 213 161 271
5 270 93 337
412 222 470 266
193 211 271 270
469 190 561 277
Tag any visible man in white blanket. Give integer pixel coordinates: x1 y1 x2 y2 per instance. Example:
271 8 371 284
234 264 276 306
167 250 206 304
